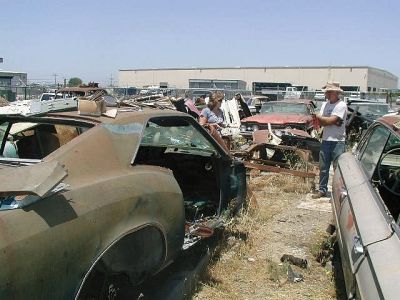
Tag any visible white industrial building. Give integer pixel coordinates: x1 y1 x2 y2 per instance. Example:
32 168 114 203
119 66 398 92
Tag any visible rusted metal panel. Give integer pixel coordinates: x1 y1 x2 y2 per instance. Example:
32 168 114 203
0 160 67 197
244 161 316 178
0 108 246 299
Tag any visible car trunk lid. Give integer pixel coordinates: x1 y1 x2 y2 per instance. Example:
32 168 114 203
0 160 67 197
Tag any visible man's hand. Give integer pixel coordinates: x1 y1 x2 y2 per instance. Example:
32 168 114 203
335 118 343 126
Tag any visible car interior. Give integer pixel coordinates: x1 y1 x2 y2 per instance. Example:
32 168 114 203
362 129 400 223
1 121 90 160
133 118 222 223
376 145 400 223
134 145 220 221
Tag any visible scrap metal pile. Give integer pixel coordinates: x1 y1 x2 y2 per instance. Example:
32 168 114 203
231 129 319 179
120 93 177 110
119 93 320 179
0 89 320 178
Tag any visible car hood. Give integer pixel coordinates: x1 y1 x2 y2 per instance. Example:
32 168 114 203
242 114 309 124
0 160 67 197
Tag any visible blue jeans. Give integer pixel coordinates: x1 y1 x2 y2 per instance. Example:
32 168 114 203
318 141 346 194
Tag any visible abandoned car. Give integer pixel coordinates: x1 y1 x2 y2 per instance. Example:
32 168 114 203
239 99 320 161
0 108 246 299
246 95 270 115
347 101 395 144
332 115 400 299
240 99 318 138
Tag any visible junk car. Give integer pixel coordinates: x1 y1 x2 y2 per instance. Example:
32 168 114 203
0 108 246 299
246 95 270 115
240 99 318 138
240 99 321 161
346 101 395 145
332 115 400 299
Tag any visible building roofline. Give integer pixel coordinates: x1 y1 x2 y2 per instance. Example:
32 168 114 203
119 66 397 79
0 70 27 75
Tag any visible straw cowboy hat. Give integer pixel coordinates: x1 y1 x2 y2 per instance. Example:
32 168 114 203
322 82 343 93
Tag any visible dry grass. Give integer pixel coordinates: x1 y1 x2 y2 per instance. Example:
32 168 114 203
194 172 336 300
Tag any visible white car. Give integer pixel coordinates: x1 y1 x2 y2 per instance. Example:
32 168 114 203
314 90 325 101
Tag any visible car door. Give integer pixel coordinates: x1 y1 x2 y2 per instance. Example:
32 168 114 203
333 124 394 299
216 155 247 215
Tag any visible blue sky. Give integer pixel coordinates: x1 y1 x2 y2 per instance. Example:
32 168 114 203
1 0 399 86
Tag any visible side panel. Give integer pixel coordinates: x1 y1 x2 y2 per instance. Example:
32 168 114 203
360 232 400 299
333 153 394 299
0 167 185 299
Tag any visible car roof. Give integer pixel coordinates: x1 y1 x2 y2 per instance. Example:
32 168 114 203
348 100 389 105
377 114 400 135
266 99 314 105
250 95 269 99
1 108 188 125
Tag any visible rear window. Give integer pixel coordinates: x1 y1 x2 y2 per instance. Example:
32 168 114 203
1 121 90 160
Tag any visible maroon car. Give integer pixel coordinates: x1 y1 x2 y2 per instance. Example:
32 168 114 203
239 99 320 161
239 99 317 138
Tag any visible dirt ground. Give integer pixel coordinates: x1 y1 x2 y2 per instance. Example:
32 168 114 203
193 171 339 300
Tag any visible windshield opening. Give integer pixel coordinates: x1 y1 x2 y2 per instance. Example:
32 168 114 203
260 103 308 114
353 104 389 116
140 117 216 153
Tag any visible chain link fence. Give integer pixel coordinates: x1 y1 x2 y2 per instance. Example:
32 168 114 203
1 84 396 107
0 84 50 102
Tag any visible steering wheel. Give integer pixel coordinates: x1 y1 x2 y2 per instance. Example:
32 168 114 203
377 148 400 197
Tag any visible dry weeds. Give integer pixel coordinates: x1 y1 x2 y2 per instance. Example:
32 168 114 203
194 172 337 300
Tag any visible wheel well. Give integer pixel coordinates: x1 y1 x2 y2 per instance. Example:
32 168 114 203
76 225 166 299
101 225 166 283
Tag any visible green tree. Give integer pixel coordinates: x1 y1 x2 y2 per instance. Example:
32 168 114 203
68 77 83 87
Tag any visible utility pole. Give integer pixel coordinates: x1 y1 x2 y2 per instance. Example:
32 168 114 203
109 73 114 87
52 73 58 87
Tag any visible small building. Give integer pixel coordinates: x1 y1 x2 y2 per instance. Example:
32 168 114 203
0 70 28 101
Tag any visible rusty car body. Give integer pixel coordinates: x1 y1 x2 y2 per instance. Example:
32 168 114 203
346 100 395 146
239 99 321 161
332 115 400 299
0 108 246 299
240 99 318 138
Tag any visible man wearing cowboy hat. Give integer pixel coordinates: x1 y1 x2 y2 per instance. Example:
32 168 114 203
312 82 347 198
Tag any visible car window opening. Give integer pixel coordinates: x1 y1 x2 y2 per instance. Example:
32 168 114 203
360 127 400 222
1 121 91 160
